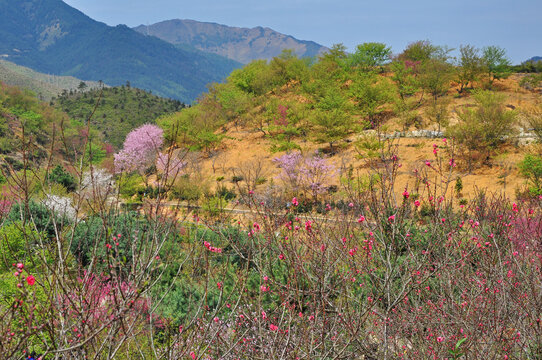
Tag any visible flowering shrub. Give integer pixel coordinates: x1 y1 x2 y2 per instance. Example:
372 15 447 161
114 124 164 173
273 151 336 199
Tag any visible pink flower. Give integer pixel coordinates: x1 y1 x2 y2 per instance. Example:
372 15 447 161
16 263 24 270
190 351 196 360
414 200 421 207
279 253 285 260
260 285 269 292
357 215 365 223
217 282 223 290
213 317 219 323
425 160 431 167
402 189 409 199
292 197 298 206
269 324 278 331
436 336 444 342
26 275 35 286
388 215 395 222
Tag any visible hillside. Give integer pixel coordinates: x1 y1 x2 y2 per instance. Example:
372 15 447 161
52 85 184 148
0 0 241 102
155 43 542 202
133 19 328 64
0 59 102 100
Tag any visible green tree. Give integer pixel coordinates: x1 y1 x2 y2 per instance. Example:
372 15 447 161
482 46 512 86
447 90 517 163
310 89 353 150
350 72 392 127
349 42 392 71
456 44 483 93
518 154 542 195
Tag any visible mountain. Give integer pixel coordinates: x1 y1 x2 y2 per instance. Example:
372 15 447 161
133 19 328 64
0 59 102 100
0 0 241 102
526 56 542 63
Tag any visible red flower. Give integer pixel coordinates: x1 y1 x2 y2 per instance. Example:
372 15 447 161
26 275 36 286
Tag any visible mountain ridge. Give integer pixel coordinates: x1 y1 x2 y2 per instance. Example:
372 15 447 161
133 19 328 64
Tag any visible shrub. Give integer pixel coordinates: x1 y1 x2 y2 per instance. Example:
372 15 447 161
518 154 542 196
47 165 76 192
447 90 517 163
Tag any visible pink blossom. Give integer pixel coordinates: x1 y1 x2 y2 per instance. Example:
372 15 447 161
26 275 36 286
292 197 298 206
114 124 164 173
436 336 444 343
414 200 421 207
269 324 278 331
388 215 395 222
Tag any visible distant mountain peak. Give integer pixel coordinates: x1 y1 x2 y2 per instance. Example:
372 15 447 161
133 19 328 64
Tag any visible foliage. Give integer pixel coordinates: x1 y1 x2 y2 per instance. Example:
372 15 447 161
309 88 354 149
447 90 517 161
349 72 392 127
482 45 512 86
5 201 71 239
518 154 542 195
456 44 484 93
349 42 392 70
47 165 76 192
53 86 184 148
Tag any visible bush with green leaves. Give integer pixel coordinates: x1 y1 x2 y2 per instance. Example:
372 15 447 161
447 90 517 162
47 165 76 192
6 201 72 239
518 154 542 196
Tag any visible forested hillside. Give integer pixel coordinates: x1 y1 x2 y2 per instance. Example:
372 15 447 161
52 85 184 147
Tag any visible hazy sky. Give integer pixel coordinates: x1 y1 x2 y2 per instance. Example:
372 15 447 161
63 0 540 64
